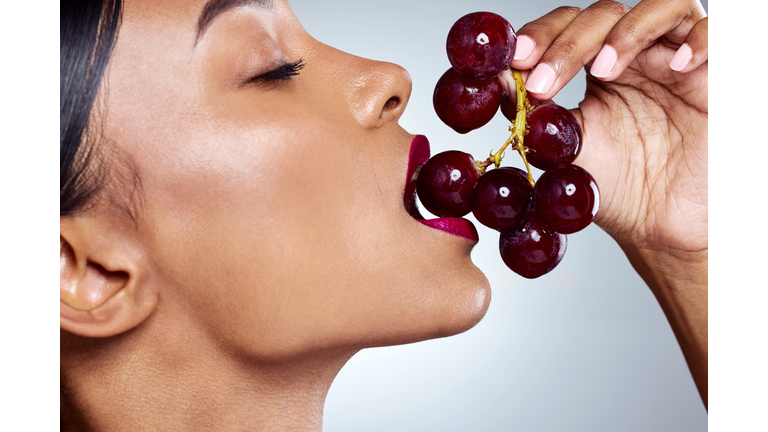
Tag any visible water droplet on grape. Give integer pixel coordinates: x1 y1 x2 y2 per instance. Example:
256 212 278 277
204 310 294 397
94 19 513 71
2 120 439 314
498 213 567 279
432 67 502 134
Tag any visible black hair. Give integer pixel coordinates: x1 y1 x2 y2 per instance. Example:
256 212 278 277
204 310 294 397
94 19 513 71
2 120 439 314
60 0 122 216
60 4 124 429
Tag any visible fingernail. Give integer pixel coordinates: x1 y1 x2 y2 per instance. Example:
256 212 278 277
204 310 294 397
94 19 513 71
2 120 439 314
669 43 692 71
513 35 535 61
591 45 617 79
526 63 556 95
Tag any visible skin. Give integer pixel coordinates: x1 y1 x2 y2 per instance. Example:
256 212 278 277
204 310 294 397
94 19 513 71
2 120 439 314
60 0 708 429
60 0 489 429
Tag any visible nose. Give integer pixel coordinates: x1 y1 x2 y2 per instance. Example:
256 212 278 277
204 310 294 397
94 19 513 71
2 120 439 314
343 55 413 129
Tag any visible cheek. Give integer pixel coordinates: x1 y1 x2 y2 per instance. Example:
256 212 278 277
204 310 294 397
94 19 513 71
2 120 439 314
139 109 351 267
135 107 406 352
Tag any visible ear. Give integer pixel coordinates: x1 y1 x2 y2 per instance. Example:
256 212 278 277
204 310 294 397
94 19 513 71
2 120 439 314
60 215 157 338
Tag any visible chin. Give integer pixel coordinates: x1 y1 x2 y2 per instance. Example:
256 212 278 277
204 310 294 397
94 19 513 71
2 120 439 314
369 261 492 349
433 263 492 339
248 251 492 360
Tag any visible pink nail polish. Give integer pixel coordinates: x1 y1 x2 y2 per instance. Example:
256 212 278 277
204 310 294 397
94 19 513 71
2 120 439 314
513 35 535 61
526 63 556 95
669 43 693 72
591 45 617 79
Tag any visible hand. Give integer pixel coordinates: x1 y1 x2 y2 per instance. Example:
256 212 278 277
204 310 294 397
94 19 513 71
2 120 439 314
510 0 708 405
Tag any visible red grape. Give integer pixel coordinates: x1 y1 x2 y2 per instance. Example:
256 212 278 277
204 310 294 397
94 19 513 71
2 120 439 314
499 89 517 121
433 67 502 134
498 212 567 279
416 150 481 217
446 12 517 80
426 10 601 280
471 167 532 231
519 104 582 170
533 164 599 234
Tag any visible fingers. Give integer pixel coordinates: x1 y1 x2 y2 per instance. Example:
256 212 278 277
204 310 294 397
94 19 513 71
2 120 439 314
520 0 632 99
509 6 583 70
595 0 707 79
513 0 708 100
669 17 708 73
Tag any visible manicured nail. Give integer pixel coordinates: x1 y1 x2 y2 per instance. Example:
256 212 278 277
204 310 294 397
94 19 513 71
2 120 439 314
526 63 556 95
591 45 617 79
669 43 692 71
513 35 535 61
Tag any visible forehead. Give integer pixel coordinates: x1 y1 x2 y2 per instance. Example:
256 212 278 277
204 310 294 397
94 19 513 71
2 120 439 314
121 0 277 42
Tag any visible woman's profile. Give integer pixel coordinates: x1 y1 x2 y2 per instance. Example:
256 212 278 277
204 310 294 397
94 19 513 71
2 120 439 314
60 0 708 430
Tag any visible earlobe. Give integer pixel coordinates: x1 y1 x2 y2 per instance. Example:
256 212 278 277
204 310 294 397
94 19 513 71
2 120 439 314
60 217 157 338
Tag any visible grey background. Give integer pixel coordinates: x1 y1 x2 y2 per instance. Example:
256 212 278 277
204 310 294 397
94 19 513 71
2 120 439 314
288 0 708 431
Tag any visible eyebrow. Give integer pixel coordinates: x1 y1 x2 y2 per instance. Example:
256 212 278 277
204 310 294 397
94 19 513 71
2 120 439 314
196 0 275 43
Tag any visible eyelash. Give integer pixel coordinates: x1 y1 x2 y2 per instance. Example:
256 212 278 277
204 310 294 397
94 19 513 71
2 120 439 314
246 59 305 86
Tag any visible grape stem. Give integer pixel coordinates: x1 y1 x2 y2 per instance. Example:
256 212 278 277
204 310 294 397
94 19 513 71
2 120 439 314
476 69 536 188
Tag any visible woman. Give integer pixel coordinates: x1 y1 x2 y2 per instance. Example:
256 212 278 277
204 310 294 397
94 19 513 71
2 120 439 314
60 0 707 430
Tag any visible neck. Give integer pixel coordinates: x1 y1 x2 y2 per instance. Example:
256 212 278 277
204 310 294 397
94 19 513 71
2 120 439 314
61 326 354 431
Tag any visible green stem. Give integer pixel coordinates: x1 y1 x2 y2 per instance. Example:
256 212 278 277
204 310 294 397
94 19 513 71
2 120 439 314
477 69 535 188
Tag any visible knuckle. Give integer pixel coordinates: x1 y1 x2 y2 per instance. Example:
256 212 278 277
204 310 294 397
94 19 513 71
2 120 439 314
519 6 582 37
690 0 707 20
611 20 654 47
594 0 631 16
519 20 551 37
544 39 581 68
553 5 583 18
690 0 707 16
518 6 582 38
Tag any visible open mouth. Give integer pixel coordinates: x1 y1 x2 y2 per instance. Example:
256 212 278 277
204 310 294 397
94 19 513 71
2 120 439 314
404 135 479 242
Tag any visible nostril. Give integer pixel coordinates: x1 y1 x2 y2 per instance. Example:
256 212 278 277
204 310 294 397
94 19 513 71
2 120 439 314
383 96 400 112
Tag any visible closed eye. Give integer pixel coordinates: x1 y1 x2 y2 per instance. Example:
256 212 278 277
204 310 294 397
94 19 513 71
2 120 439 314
245 58 304 87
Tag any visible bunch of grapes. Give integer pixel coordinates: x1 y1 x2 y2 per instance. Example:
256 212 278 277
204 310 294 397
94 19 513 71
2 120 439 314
418 11 600 279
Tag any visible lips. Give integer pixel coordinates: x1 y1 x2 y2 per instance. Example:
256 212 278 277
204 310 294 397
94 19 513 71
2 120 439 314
404 135 479 242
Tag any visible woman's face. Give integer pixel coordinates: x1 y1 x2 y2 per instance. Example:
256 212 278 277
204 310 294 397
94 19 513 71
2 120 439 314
101 0 489 359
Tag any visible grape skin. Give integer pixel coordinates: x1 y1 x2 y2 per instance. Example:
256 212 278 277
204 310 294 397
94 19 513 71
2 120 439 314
519 104 582 171
446 11 517 80
533 164 600 235
471 167 532 231
433 67 502 134
498 213 567 279
416 150 481 217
